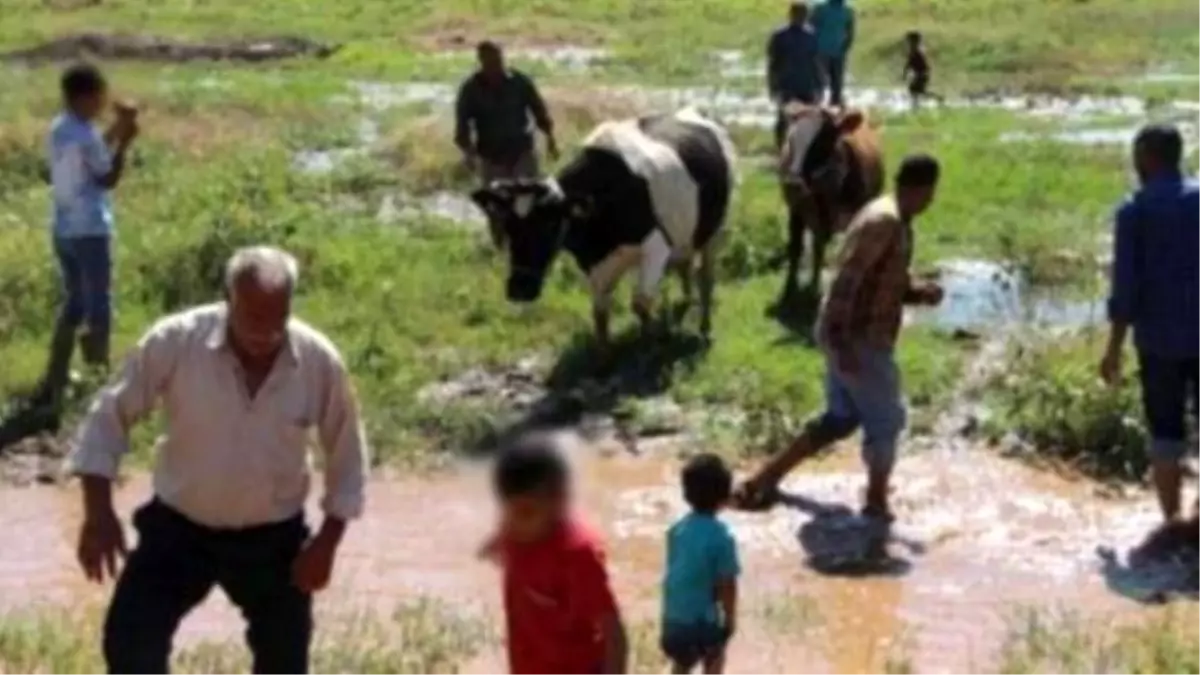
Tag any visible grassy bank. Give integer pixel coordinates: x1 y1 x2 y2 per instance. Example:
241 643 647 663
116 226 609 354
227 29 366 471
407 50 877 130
999 606 1199 674
984 332 1150 482
0 599 490 673
2 0 1196 90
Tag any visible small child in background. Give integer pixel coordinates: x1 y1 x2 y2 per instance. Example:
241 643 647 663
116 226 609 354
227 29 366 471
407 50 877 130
480 435 629 674
902 31 943 108
660 454 740 674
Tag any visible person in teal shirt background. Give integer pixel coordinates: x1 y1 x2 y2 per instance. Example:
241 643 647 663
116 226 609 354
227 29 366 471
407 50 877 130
812 0 855 106
660 454 740 674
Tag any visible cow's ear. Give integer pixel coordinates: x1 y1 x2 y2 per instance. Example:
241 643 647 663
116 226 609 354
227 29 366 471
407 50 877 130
470 186 510 218
836 109 865 135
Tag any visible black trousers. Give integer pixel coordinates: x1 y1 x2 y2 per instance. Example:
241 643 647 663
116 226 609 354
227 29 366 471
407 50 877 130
103 500 312 674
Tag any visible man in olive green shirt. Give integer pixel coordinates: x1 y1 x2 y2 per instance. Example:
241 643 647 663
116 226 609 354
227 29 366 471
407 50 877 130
455 41 559 186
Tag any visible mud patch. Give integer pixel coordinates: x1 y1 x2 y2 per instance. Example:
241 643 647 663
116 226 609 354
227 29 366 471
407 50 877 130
0 435 66 487
2 33 338 64
415 354 702 454
376 191 486 228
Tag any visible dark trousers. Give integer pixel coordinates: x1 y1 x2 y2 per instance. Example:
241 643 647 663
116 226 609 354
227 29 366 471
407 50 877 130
103 500 312 674
42 236 112 400
1137 352 1200 461
822 54 846 106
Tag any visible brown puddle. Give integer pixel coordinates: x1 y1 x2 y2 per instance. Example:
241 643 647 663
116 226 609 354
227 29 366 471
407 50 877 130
0 439 1194 673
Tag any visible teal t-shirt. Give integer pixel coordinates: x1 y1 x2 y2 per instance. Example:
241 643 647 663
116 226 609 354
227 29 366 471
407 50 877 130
661 512 740 625
812 0 853 57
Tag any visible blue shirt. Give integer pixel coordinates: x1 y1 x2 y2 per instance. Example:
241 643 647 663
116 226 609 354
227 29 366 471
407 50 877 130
767 23 822 100
812 0 854 57
1107 172 1199 358
661 512 740 625
48 112 114 239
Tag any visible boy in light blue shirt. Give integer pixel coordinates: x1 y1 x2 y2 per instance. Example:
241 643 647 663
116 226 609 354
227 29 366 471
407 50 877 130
660 454 740 674
38 63 138 408
811 0 855 106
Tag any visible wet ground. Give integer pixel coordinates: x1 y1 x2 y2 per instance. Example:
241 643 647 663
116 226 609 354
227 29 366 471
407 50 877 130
1 434 1194 673
2 33 337 64
907 259 1105 332
2 334 1195 672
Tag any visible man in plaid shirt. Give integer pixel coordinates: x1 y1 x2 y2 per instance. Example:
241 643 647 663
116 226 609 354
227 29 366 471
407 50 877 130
736 155 944 518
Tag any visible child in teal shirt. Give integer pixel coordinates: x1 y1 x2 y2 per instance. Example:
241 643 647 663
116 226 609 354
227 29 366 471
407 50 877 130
660 454 740 674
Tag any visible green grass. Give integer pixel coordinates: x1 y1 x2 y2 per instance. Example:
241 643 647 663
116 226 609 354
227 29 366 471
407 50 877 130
1 0 1196 90
0 1 1193 468
0 598 491 673
999 606 1200 674
984 332 1151 482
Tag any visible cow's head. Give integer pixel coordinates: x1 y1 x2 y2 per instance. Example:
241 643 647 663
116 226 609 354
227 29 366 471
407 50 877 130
470 179 592 303
781 104 866 196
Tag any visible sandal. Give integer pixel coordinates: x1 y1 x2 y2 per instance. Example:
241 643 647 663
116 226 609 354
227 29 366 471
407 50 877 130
732 480 782 512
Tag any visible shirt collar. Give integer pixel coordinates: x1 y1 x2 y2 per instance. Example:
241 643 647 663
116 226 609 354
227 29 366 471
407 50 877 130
205 303 300 367
1143 170 1184 191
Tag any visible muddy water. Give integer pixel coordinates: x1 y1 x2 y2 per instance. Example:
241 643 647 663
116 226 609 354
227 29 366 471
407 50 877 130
908 259 1104 331
0 436 1191 673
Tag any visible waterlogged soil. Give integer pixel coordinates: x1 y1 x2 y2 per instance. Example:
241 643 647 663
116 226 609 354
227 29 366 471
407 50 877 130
907 259 1106 331
0 438 1193 673
2 33 337 64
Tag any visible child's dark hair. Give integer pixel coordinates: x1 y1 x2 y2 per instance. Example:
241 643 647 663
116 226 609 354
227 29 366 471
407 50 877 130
61 63 106 103
905 30 922 43
493 434 569 498
681 453 732 512
896 153 940 188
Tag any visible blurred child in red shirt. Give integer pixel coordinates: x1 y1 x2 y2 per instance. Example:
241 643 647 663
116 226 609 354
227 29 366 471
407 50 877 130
480 435 629 674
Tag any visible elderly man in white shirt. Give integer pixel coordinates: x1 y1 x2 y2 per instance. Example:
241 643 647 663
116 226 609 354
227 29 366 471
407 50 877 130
68 245 368 674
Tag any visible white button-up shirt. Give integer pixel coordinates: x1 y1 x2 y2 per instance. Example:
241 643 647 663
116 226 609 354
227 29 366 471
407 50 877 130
68 303 369 529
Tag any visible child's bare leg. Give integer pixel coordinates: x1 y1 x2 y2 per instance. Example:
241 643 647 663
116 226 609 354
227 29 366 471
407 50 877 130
702 651 726 675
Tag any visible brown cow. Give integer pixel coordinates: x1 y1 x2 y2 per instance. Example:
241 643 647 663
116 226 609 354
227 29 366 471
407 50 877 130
778 103 884 294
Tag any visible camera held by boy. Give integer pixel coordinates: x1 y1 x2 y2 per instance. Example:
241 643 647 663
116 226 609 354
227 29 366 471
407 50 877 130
660 454 740 674
480 435 630 674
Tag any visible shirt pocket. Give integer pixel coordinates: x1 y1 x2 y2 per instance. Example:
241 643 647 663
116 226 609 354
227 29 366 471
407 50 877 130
264 384 314 503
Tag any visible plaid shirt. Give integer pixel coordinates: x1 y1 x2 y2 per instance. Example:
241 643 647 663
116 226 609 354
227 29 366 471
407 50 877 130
817 195 913 351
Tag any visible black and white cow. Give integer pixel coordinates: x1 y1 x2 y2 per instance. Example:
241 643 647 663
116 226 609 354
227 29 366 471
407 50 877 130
470 107 738 347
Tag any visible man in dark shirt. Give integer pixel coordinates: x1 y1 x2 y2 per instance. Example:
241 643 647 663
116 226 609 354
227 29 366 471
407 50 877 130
1100 124 1199 533
455 41 558 187
767 1 822 149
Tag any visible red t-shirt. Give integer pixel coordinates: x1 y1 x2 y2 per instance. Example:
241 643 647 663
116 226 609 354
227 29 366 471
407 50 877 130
501 519 618 674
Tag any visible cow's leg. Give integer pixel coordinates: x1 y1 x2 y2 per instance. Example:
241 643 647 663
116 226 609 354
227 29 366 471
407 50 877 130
592 293 613 353
673 257 694 322
784 200 805 299
810 201 835 291
698 239 720 340
634 232 673 339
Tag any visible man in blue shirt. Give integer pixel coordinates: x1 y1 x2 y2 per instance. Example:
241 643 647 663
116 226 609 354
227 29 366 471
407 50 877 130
1100 123 1198 531
38 63 138 407
811 0 855 106
767 1 822 149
